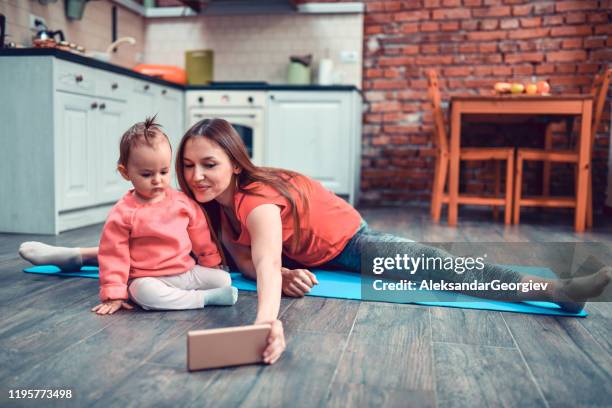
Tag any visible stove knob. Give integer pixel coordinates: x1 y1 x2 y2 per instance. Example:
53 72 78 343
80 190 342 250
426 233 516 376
198 96 204 104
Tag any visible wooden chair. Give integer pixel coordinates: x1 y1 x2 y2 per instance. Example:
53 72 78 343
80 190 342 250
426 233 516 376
427 69 515 224
513 66 611 227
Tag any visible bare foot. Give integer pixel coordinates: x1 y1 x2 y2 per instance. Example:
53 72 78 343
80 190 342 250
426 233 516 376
553 266 611 312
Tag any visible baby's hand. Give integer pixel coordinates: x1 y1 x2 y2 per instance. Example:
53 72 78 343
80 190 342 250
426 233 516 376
91 299 133 315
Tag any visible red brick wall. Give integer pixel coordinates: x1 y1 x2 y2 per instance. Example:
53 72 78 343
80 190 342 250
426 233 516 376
360 0 611 212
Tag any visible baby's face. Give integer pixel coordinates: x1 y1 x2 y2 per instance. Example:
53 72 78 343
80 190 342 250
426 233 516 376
125 140 172 202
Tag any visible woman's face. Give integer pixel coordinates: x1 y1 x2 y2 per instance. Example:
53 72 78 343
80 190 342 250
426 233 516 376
182 137 237 205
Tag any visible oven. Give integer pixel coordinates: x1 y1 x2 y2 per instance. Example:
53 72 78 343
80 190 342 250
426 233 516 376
186 90 266 166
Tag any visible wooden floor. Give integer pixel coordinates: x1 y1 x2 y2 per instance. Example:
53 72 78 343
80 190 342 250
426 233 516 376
0 206 611 407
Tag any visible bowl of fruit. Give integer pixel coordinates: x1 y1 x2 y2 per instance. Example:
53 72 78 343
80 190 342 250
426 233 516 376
494 81 550 95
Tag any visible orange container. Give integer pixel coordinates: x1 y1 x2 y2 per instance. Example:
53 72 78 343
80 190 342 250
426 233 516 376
133 64 187 85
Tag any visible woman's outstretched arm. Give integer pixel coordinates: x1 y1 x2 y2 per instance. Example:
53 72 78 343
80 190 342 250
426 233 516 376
245 203 286 364
246 204 283 322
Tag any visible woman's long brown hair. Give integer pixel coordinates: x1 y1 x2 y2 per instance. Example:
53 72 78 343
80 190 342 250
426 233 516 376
175 118 311 256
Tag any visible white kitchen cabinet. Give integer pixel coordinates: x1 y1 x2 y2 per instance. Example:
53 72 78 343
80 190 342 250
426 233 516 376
130 81 157 124
56 94 131 211
0 56 184 234
131 82 184 162
266 91 361 204
131 82 184 188
96 99 132 203
2 55 360 235
158 88 184 189
56 92 98 211
157 87 184 148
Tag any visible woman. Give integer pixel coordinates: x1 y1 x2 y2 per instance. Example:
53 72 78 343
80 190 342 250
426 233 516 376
20 118 611 364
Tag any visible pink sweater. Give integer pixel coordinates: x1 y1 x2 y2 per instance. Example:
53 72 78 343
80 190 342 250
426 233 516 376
98 188 222 301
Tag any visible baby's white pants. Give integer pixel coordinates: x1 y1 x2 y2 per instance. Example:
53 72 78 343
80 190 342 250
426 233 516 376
127 265 231 310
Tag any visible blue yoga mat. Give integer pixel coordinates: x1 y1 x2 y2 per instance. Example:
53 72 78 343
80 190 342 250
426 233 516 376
23 265 587 317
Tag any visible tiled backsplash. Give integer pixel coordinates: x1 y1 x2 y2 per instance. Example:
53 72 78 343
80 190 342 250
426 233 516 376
0 0 144 68
143 13 363 87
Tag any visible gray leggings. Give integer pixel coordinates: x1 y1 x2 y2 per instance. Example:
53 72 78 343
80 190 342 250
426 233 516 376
286 221 524 301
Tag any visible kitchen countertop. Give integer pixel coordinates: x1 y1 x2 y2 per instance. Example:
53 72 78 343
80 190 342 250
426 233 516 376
0 48 360 92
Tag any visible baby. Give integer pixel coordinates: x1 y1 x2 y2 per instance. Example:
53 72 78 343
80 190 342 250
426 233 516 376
76 117 235 314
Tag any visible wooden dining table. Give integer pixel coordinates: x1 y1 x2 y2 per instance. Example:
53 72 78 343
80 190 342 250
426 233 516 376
448 94 594 232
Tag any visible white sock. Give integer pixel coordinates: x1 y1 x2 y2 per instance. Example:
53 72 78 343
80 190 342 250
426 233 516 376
19 241 83 270
202 287 238 306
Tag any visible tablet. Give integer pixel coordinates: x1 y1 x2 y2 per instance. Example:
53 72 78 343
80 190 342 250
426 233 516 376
187 323 272 371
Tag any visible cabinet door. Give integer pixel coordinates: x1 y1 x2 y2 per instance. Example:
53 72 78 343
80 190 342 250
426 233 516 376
56 93 98 211
156 88 183 152
155 87 183 188
130 82 156 125
266 92 351 194
96 100 132 203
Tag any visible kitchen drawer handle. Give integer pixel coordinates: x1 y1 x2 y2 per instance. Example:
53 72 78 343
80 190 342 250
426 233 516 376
111 83 118 90
91 102 98 109
198 97 204 103
161 89 167 95
144 84 150 91
270 95 275 100
75 74 84 83
99 103 106 110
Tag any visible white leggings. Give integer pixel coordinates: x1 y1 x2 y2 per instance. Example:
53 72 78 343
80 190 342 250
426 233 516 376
128 265 232 310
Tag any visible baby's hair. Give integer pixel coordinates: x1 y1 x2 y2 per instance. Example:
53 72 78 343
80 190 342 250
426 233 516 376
117 115 171 167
